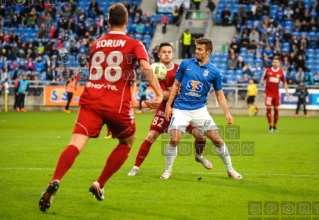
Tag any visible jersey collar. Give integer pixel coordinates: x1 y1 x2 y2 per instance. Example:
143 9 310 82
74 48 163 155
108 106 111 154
195 58 209 67
108 31 126 35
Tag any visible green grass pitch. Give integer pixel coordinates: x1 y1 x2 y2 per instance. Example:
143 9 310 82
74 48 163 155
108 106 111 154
0 111 318 220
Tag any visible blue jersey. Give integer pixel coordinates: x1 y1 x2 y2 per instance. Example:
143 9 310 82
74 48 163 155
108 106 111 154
174 59 222 110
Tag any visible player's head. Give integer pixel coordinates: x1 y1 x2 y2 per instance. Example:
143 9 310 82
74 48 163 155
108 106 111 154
272 57 280 69
195 37 213 62
108 3 128 28
249 78 254 84
158 42 174 65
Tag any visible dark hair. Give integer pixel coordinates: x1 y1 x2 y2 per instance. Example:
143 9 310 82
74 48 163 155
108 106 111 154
195 37 213 53
159 42 173 52
273 56 280 62
108 3 128 27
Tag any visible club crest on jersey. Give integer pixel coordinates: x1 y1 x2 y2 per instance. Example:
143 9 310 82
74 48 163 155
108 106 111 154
186 80 203 92
203 70 209 77
277 74 280 78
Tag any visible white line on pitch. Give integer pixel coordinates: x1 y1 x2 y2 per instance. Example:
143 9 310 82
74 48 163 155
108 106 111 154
0 167 317 178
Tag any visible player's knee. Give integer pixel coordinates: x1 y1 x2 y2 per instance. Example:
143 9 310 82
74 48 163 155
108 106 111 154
146 131 159 143
212 139 223 147
170 137 180 147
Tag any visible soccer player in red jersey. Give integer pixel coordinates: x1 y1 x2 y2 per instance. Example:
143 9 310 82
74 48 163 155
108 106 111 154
260 57 289 132
127 42 212 176
39 3 163 212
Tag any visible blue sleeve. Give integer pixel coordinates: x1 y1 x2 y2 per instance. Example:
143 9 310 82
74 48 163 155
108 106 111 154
213 69 223 91
175 60 187 82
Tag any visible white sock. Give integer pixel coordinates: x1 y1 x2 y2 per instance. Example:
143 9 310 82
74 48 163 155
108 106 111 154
216 143 233 172
165 143 177 172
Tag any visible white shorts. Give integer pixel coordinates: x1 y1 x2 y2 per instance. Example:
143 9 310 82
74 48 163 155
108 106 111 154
168 107 218 134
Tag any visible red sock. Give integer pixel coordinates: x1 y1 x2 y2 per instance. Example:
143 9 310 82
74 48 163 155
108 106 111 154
51 145 80 181
194 139 206 155
135 140 152 167
266 108 272 126
274 108 279 126
97 144 130 188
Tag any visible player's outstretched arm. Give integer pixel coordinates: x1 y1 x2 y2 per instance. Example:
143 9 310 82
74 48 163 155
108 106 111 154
215 90 233 125
165 79 180 121
139 59 163 108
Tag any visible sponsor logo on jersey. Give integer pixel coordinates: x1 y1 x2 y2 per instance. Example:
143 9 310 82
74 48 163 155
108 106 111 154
185 80 203 97
86 81 118 90
268 77 280 83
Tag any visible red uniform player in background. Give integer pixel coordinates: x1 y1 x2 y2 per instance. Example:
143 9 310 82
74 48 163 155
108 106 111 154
39 3 163 212
261 57 289 132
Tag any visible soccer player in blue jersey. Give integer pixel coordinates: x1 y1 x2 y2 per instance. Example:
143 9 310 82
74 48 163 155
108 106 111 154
161 37 242 179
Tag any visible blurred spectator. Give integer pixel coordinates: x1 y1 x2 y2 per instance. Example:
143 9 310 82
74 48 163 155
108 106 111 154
176 3 185 26
227 53 238 70
282 56 291 74
282 29 292 42
242 62 254 77
249 29 259 44
207 0 216 21
161 14 168 34
135 21 145 34
88 0 99 19
152 45 160 62
240 33 250 48
295 67 305 84
229 37 241 54
308 36 317 49
304 70 314 86
247 39 257 53
295 54 306 70
237 56 245 70
172 5 180 24
193 0 201 10
221 6 230 26
284 6 294 21
254 43 263 59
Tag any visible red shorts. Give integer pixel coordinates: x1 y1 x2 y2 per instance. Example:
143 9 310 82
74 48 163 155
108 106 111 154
149 109 195 134
73 106 135 139
265 96 280 107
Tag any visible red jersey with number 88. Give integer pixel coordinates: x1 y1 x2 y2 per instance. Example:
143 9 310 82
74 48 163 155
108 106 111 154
79 31 149 113
262 67 286 97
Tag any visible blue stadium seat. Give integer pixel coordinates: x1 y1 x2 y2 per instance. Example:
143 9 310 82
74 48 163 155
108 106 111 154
235 70 242 76
227 69 235 75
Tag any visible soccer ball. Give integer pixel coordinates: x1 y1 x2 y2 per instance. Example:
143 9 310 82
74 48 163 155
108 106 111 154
150 62 167 81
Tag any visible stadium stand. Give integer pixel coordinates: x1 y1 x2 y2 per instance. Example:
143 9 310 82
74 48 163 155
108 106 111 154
211 0 319 87
0 0 160 85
